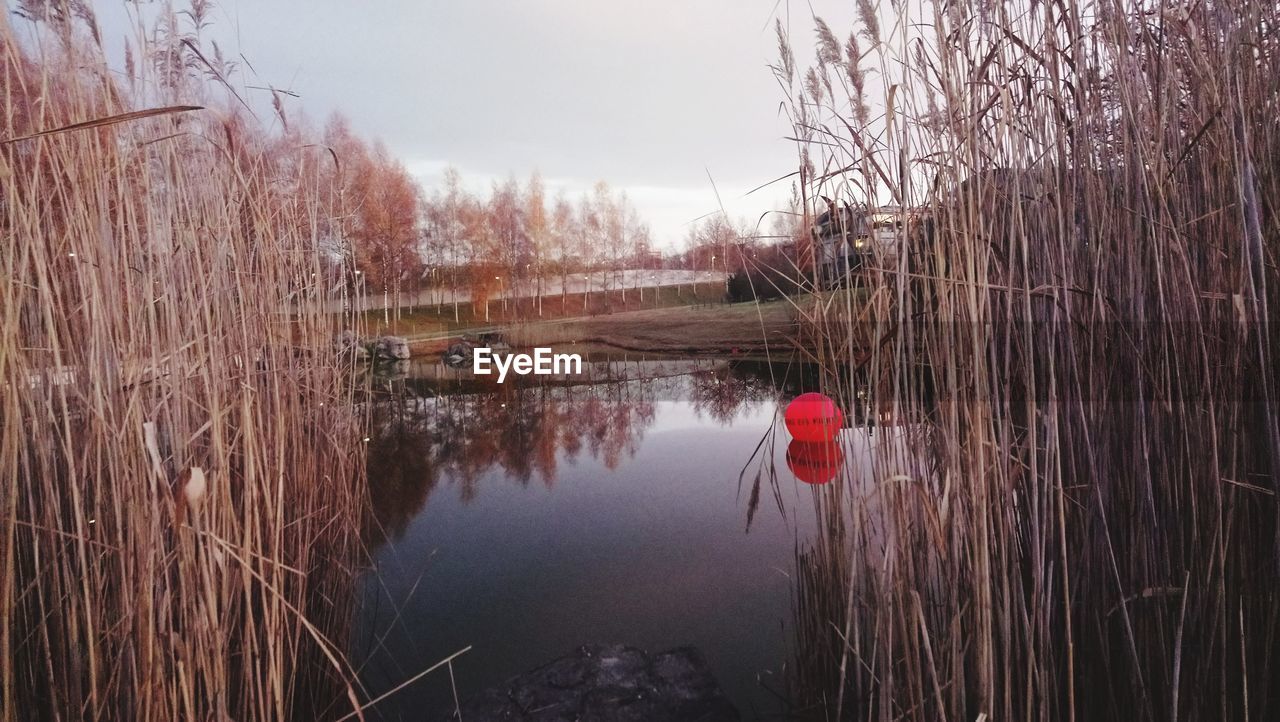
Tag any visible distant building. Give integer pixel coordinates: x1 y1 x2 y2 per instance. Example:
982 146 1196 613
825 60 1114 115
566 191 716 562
811 203 919 287
636 249 664 268
811 203 861 287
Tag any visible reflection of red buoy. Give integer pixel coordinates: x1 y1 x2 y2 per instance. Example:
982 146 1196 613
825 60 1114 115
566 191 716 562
786 439 844 485
784 392 844 442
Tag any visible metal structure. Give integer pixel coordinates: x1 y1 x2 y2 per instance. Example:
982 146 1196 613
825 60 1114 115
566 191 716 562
811 203 912 288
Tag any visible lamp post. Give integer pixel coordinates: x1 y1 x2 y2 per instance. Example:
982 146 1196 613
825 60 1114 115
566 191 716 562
355 270 363 311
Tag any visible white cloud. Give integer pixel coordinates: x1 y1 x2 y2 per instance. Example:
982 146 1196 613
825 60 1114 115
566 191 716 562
89 0 862 248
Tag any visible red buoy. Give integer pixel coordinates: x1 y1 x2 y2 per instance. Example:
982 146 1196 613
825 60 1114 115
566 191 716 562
786 439 844 485
784 392 844 442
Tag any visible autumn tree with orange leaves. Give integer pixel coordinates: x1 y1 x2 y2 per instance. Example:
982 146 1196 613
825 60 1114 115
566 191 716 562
348 145 423 313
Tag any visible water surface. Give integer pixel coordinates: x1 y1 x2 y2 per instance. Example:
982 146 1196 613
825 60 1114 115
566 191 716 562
354 356 830 719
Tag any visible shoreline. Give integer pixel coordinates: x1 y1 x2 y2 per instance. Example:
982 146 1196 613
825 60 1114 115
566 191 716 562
405 299 799 358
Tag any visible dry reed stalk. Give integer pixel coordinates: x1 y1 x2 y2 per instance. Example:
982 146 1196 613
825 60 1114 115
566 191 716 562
1 9 369 721
780 0 1280 719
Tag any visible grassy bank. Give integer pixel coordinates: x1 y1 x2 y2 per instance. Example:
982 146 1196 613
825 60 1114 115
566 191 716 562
1 15 369 722
388 285 867 358
363 281 728 338
503 298 797 355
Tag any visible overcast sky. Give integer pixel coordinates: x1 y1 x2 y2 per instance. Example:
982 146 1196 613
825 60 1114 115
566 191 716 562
92 1 861 249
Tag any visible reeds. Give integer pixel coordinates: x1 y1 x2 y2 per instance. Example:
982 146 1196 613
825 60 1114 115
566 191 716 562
1 9 368 721
783 0 1280 719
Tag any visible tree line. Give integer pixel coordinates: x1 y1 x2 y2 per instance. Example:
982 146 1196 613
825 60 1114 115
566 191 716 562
316 113 816 316
303 114 660 318
420 168 657 318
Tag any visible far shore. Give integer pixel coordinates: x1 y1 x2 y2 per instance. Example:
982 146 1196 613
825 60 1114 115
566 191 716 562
405 299 798 358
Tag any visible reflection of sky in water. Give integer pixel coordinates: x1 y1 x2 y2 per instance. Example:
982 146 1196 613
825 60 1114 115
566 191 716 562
647 397 773 433
354 366 821 720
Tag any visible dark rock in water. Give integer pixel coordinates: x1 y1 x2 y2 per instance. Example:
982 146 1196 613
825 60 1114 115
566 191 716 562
441 645 739 721
333 329 370 361
372 359 409 380
372 335 411 361
468 332 511 353
443 341 474 368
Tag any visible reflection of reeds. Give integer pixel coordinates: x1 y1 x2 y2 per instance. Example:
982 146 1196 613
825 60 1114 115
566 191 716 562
1 15 367 721
788 487 851 717
778 1 1280 719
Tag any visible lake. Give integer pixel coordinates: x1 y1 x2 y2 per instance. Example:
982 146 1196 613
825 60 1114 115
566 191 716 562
352 355 864 719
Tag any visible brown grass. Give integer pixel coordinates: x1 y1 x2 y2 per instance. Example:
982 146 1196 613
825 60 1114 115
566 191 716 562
779 1 1280 719
503 297 795 355
1 11 370 721
365 280 732 340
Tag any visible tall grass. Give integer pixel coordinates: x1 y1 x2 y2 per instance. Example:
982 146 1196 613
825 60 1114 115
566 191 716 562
781 0 1280 719
1 9 369 721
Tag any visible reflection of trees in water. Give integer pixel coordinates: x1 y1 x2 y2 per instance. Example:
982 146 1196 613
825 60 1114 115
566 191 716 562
364 367 671 545
364 401 442 547
687 362 780 423
363 357 804 546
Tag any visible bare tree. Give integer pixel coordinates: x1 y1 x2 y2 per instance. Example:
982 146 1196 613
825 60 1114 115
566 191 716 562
550 192 576 307
524 172 549 316
487 176 526 318
341 141 424 324
577 189 603 311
